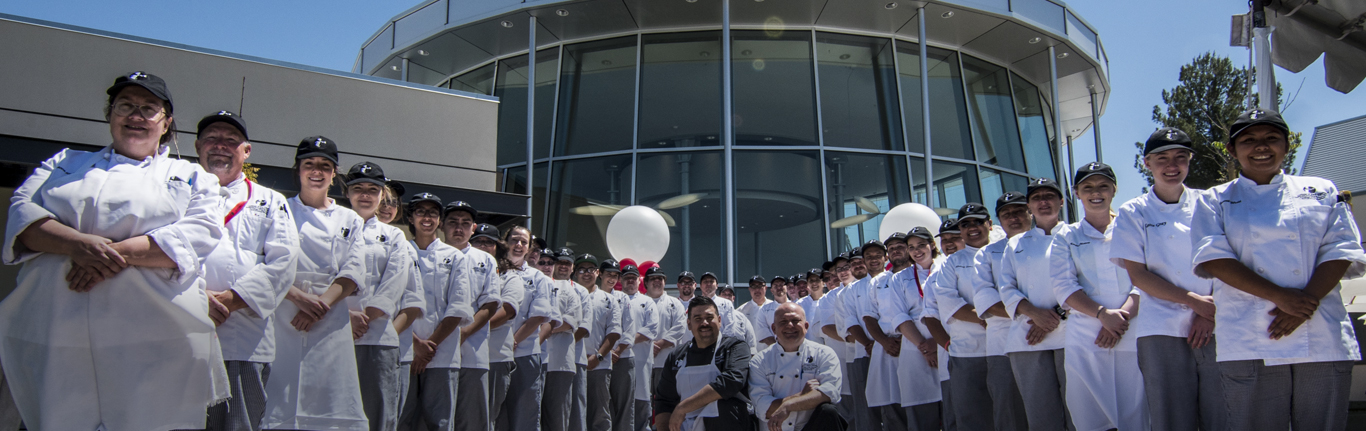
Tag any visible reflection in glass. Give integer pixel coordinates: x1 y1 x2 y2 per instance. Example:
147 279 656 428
815 33 902 151
932 161 981 212
639 32 723 149
544 156 634 260
449 63 495 95
732 30 818 146
896 42 924 154
556 37 638 156
637 152 725 275
962 55 1026 172
926 48 973 160
502 163 548 235
735 151 825 279
1011 72 1057 181
825 152 910 255
494 50 558 166
978 168 1029 222
910 156 930 206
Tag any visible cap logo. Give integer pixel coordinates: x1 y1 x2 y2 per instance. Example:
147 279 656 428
1165 130 1178 141
314 138 326 148
128 72 147 80
360 165 373 175
1250 110 1263 119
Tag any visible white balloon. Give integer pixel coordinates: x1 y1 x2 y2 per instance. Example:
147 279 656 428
605 205 671 262
878 203 944 242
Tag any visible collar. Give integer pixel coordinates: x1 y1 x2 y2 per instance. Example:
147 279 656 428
225 173 248 189
1235 172 1286 188
103 144 166 167
1145 185 1192 212
1078 217 1113 239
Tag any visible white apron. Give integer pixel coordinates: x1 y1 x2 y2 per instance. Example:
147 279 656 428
676 341 722 431
263 271 368 431
0 148 229 431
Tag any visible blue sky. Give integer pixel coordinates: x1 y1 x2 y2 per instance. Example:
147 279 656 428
4 0 1364 205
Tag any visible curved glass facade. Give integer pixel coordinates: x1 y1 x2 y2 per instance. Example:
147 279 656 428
449 29 1060 283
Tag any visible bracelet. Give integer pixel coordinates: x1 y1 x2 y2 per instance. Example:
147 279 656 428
1095 306 1105 319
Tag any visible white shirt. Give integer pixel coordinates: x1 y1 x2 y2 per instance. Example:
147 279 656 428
409 239 474 369
1111 187 1214 338
1051 220 1140 352
508 263 557 358
489 270 523 363
839 277 872 360
932 245 989 357
459 245 502 369
396 244 426 362
202 175 299 363
972 240 1015 356
612 289 637 355
858 271 893 334
347 217 415 347
794 295 822 343
996 226 1067 352
816 284 855 364
544 279 581 372
586 287 623 370
1192 173 1366 364
748 340 843 431
877 264 932 336
738 298 768 337
624 291 659 360
653 294 688 369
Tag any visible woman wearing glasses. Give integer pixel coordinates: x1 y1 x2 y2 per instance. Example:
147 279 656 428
1 72 228 430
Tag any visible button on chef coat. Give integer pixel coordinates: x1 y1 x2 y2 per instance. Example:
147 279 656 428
932 245 989 357
749 340 842 431
1051 220 1140 352
653 294 688 369
347 218 415 347
995 226 1067 353
1111 187 1214 339
1191 173 1366 364
508 263 557 358
202 175 300 363
971 242 1015 356
489 270 524 363
410 239 474 369
459 245 502 369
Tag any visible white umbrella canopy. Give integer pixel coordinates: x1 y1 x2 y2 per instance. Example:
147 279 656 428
1265 0 1366 93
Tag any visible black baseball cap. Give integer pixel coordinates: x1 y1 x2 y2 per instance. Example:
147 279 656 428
296 136 340 165
908 226 933 241
197 110 248 140
346 162 387 187
699 272 718 282
408 192 442 211
791 274 803 283
832 253 850 265
807 268 822 279
621 264 640 277
601 259 621 273
107 71 173 111
1074 162 1117 186
849 248 864 260
677 271 696 282
861 239 886 253
575 253 598 267
472 223 500 242
958 203 990 221
1026 178 1063 199
822 261 836 271
995 191 1027 214
1230 108 1289 142
554 247 575 262
538 248 556 259
771 275 788 283
748 275 766 285
532 236 548 251
387 181 406 199
443 200 477 219
936 218 960 236
645 266 667 280
1143 127 1194 156
884 232 909 245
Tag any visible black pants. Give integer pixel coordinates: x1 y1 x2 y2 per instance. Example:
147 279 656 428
801 402 847 431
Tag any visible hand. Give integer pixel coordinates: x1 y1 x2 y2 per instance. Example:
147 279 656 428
1025 322 1051 345
653 340 665 357
1094 327 1120 349
611 350 621 364
863 341 873 356
291 310 320 332
668 410 686 431
67 233 127 278
65 263 108 292
917 339 938 368
1268 308 1309 340
802 379 820 394
1272 289 1318 319
1097 308 1130 336
412 356 431 374
588 355 601 370
1187 314 1215 348
1023 304 1061 332
207 290 231 326
289 290 330 320
350 310 369 339
884 337 901 357
767 401 792 431
1188 294 1217 321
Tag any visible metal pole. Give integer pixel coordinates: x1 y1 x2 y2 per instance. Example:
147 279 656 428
1091 90 1103 163
919 8 935 210
722 0 735 285
1251 0 1276 110
1049 45 1070 222
679 154 692 270
526 16 537 229
400 58 410 82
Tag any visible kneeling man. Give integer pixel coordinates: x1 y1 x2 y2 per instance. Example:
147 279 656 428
750 303 844 431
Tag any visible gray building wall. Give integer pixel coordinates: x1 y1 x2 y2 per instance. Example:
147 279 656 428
1300 114 1366 231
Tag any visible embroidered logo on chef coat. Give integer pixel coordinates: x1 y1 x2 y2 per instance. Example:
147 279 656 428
377 234 388 242
801 357 817 373
1298 186 1330 202
1069 241 1091 247
341 227 352 238
1143 222 1167 230
474 261 489 274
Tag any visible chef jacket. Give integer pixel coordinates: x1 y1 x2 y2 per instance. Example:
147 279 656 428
931 245 989 357
653 294 688 369
995 226 1067 353
508 262 557 358
1111 187 1214 339
1051 220 1141 352
395 244 426 362
543 279 581 372
489 270 524 363
586 286 623 370
623 291 659 360
410 239 474 369
457 245 501 369
654 336 755 430
347 217 415 347
749 340 842 431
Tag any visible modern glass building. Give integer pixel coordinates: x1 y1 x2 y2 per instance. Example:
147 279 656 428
356 0 1109 284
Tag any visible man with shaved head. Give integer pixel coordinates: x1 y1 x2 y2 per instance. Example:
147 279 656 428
750 303 845 431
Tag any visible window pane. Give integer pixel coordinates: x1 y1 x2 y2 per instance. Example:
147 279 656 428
927 48 973 160
826 152 910 255
815 33 902 151
494 49 558 165
977 168 1029 223
735 151 824 280
556 37 638 156
637 151 726 276
502 163 548 235
639 32 723 149
449 63 495 95
534 49 558 160
544 156 634 258
932 161 981 211
1011 72 1057 181
910 156 930 205
896 41 925 154
962 55 1026 172
733 30 818 146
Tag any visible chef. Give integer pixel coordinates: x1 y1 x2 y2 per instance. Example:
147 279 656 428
857 239 906 430
930 204 997 430
497 225 558 431
544 247 583 431
581 255 624 431
401 192 460 429
878 229 943 430
626 266 665 431
655 296 756 431
749 303 844 431
649 267 689 409
439 203 502 431
755 275 792 347
738 276 772 344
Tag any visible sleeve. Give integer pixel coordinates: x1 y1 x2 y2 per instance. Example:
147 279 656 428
399 251 426 314
921 274 941 320
362 233 414 317
995 244 1027 318
640 298 661 340
666 299 687 344
1190 189 1237 278
1051 231 1084 307
146 164 224 283
877 274 913 334
231 191 300 319
443 252 475 322
606 293 623 338
932 262 970 323
970 250 1003 319
4 148 68 265
1109 203 1148 267
747 350 778 412
527 273 556 321
617 295 636 347
755 306 774 341
840 285 863 331
473 254 501 309
709 339 752 398
858 281 881 321
334 217 369 290
814 346 842 404
560 282 580 330
500 272 525 316
654 349 683 414
1316 201 1366 278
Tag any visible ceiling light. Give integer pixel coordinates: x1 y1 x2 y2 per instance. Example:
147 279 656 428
1027 37 1041 44
885 3 897 9
1056 52 1069 59
700 51 710 57
839 53 851 60
742 49 753 56
556 9 569 16
763 137 773 141
941 11 954 18
501 20 514 28
687 0 698 3
391 65 401 71
602 60 613 66
418 49 430 56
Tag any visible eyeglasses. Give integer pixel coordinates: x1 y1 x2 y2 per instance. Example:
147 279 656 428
575 268 597 274
834 266 850 273
110 101 166 121
471 239 498 247
412 209 441 218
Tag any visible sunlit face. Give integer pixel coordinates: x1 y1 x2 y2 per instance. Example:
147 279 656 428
792 279 808 298
862 247 887 274
376 188 399 224
805 277 822 294
575 263 598 287
833 262 853 284
771 306 808 347
109 86 171 154
821 272 836 287
600 270 620 288
677 278 696 297
851 258 868 279
535 255 555 275
1027 189 1062 225
411 201 442 239
997 204 1031 236
506 229 531 263
1144 148 1191 189
297 157 337 196
688 304 721 345
645 276 666 298
958 217 992 248
1231 125 1288 181
552 260 572 280
748 283 767 301
441 211 475 246
939 232 963 255
771 281 788 301
906 237 934 268
700 277 718 297
346 182 383 218
194 122 250 183
886 240 910 267
1074 176 1116 216
771 279 786 295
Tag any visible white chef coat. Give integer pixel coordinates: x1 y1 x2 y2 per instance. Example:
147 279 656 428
814 284 853 395
1051 220 1140 352
203 174 300 363
653 294 688 369
793 295 822 343
858 270 900 408
347 217 415 347
458 245 501 370
1 146 229 431
839 278 873 362
1111 187 1214 339
738 298 769 338
587 287 623 370
612 289 637 357
626 290 660 400
748 340 843 431
395 244 426 363
545 279 581 372
878 263 943 406
508 263 557 358
1191 173 1366 364
932 245 989 358
489 270 524 364
919 264 952 382
264 195 371 431
970 242 1014 357
748 300 779 343
573 284 592 367
996 226 1068 353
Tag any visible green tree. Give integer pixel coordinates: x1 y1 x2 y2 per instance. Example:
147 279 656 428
1133 52 1299 191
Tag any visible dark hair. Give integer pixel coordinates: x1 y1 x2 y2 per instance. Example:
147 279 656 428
687 295 718 315
406 199 442 233
291 158 344 193
719 286 735 296
105 89 177 145
494 238 514 275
